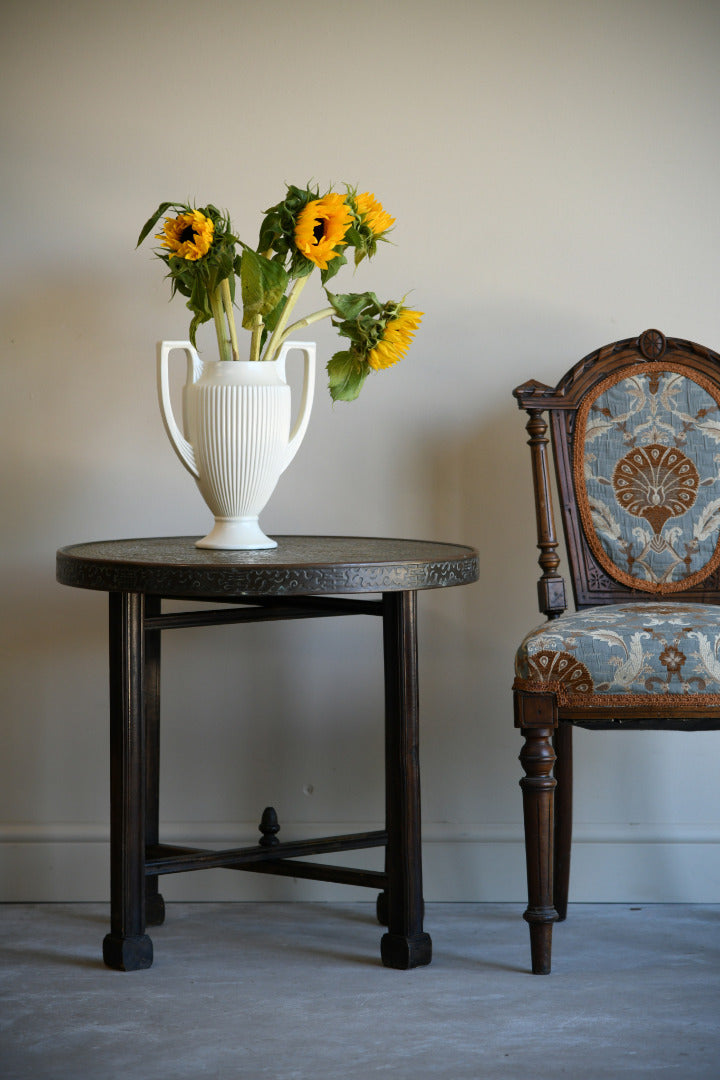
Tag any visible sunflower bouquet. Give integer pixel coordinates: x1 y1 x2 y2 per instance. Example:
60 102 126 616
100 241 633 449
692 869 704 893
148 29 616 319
137 184 421 401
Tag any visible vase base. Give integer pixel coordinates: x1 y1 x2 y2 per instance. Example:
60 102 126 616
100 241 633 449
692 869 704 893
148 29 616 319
196 518 277 550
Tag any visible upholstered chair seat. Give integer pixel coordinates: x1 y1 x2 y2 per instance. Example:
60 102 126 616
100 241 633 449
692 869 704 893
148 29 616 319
515 602 720 706
512 329 720 975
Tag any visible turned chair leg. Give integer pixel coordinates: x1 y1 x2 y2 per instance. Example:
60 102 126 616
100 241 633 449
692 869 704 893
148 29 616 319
553 723 573 922
515 690 559 974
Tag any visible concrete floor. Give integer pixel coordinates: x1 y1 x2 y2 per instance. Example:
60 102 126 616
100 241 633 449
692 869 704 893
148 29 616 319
1 902 719 1079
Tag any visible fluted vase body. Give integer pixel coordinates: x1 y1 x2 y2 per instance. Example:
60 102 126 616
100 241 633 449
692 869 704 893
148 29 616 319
157 340 316 549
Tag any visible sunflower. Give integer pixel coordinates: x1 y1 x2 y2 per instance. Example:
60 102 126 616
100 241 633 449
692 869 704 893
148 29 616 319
294 193 353 270
157 209 215 261
367 308 423 370
355 192 395 239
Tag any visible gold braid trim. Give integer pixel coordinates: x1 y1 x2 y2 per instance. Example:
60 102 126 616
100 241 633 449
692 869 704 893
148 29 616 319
573 363 720 595
513 675 720 710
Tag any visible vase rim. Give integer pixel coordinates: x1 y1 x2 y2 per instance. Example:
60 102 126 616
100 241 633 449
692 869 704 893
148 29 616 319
204 358 277 366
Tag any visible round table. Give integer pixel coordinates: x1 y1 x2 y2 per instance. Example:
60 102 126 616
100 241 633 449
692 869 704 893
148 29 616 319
56 536 479 971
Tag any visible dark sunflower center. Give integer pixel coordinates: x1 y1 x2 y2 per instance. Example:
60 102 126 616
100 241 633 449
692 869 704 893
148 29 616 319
312 219 326 244
179 225 196 244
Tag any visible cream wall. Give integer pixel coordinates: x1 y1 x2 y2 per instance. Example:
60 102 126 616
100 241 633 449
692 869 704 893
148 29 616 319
3 0 720 903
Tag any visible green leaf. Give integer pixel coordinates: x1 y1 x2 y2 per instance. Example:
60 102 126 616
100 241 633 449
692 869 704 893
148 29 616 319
327 291 380 321
240 248 289 330
189 274 210 317
327 350 352 386
288 251 315 280
327 350 369 402
171 275 191 299
188 311 204 347
320 251 347 285
263 294 287 333
344 226 363 248
136 202 175 247
258 209 285 254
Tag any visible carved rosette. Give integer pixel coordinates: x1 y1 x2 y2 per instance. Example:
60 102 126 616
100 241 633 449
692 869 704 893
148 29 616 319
638 328 666 361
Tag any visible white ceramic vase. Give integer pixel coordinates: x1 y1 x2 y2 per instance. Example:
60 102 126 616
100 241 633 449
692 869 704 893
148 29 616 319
157 339 316 549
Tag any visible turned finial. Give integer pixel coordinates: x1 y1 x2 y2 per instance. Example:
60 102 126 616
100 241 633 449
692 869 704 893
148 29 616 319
259 806 280 847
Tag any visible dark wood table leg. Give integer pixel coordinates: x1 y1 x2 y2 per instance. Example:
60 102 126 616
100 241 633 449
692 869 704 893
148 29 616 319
380 590 432 969
102 591 153 971
144 596 165 927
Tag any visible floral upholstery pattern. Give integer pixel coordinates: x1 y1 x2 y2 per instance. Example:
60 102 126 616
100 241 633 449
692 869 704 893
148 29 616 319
514 602 720 707
576 365 720 592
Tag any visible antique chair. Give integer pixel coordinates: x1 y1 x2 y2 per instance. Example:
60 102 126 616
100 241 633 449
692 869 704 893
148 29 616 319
513 329 720 974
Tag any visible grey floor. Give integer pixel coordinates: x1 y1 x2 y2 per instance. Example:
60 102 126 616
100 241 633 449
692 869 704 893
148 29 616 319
1 902 719 1079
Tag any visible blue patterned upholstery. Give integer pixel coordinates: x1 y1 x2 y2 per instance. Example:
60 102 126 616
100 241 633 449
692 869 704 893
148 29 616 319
514 602 720 706
577 367 720 592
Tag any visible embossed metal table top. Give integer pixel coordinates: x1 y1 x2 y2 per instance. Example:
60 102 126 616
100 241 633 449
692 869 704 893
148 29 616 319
56 536 479 597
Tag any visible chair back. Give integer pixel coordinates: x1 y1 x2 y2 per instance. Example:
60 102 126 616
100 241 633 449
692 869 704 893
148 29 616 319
514 330 720 614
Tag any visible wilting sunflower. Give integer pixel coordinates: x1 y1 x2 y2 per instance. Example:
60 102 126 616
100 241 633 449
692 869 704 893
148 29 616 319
294 193 353 270
355 192 395 239
367 308 423 370
157 209 215 261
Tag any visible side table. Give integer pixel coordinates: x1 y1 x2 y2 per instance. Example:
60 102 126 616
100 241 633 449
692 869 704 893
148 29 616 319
56 536 479 971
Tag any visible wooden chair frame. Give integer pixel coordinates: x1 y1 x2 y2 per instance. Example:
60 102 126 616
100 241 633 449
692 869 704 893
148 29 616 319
513 329 720 974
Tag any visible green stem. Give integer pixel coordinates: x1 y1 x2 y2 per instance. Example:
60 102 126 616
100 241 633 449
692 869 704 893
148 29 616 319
262 275 309 363
220 277 240 361
277 306 334 351
209 284 232 363
249 314 264 363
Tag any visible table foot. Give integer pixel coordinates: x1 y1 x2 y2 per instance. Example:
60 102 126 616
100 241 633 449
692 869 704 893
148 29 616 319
381 932 432 969
102 933 153 971
146 892 166 927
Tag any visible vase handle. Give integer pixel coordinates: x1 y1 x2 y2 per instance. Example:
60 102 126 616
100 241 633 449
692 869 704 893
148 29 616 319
276 340 316 472
157 341 202 479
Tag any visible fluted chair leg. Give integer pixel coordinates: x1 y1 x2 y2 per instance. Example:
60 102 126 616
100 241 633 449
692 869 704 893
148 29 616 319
516 690 559 974
553 723 573 921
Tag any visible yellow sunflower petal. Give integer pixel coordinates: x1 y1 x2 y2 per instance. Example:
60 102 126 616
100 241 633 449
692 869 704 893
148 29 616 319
355 192 395 237
294 193 353 270
156 209 214 261
367 308 423 370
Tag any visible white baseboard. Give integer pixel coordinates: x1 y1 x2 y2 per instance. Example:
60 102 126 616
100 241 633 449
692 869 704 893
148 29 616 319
2 821 720 903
